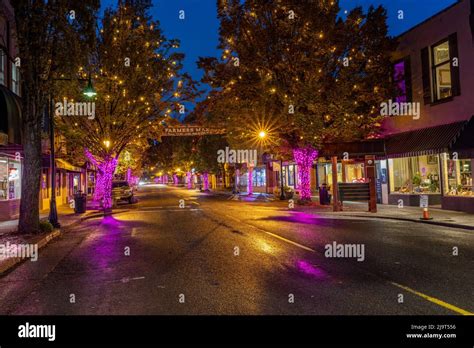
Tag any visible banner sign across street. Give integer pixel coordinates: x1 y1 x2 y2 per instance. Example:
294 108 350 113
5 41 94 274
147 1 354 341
162 126 226 136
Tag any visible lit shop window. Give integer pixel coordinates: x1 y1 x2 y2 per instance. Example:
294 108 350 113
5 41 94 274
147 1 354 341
0 157 8 200
443 155 473 197
0 158 22 200
431 40 451 101
388 155 441 194
42 170 49 199
252 168 266 187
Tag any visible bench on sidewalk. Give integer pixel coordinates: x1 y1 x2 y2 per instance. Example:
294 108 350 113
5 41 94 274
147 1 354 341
338 183 375 212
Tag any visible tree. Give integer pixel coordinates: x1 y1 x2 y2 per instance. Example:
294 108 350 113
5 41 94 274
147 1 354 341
198 0 395 200
12 0 99 233
57 0 199 209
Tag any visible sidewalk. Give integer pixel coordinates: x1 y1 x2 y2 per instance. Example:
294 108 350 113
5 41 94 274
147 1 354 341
0 202 109 274
206 188 474 230
296 200 474 231
0 203 103 236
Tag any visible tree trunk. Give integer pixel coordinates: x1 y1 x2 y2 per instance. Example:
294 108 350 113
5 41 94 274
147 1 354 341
293 147 318 201
99 157 118 210
18 101 42 234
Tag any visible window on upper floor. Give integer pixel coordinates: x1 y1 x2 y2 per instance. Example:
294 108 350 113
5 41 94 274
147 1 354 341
393 57 412 103
0 49 5 86
431 40 451 100
421 33 460 105
11 61 20 95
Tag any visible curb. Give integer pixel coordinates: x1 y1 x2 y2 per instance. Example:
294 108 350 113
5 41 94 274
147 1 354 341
0 229 61 275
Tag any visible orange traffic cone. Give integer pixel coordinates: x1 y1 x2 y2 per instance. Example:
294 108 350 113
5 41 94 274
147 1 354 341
420 207 433 220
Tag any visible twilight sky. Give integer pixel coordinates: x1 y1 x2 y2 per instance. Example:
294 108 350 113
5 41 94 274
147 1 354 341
101 0 458 94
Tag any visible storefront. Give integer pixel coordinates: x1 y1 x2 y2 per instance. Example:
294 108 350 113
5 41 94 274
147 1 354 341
0 150 22 221
316 139 386 201
384 119 471 208
316 160 367 185
41 156 87 210
387 155 442 205
439 117 474 213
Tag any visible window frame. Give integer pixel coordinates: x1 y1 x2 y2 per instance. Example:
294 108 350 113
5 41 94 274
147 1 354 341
0 48 5 86
430 37 451 102
392 56 412 103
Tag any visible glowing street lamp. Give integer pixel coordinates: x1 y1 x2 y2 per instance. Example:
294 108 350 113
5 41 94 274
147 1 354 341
103 140 111 149
82 74 97 98
258 130 267 139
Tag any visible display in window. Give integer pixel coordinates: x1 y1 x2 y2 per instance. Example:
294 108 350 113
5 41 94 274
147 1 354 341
389 155 441 194
445 157 473 197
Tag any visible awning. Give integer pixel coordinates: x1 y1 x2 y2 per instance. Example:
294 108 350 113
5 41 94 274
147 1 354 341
451 116 474 158
0 144 23 159
42 156 84 172
318 139 386 159
385 120 468 158
0 85 22 145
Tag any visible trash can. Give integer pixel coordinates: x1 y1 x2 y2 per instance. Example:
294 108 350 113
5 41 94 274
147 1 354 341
74 191 87 213
319 184 330 205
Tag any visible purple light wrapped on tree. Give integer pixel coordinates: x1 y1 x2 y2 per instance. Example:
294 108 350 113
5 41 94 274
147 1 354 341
126 168 132 183
202 172 209 191
186 171 192 189
85 149 118 209
247 165 253 195
293 147 318 201
173 174 178 185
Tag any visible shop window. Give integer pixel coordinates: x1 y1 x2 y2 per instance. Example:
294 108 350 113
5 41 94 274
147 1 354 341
8 160 21 199
388 155 441 194
431 40 451 101
252 168 266 187
443 155 473 197
0 158 22 200
344 162 365 183
42 170 49 199
56 172 61 196
0 157 8 200
288 165 295 186
73 174 80 193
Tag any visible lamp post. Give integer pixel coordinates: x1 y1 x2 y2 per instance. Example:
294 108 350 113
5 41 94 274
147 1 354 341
279 159 285 200
48 75 96 227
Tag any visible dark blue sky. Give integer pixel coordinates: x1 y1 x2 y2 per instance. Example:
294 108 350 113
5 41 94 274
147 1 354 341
101 0 458 88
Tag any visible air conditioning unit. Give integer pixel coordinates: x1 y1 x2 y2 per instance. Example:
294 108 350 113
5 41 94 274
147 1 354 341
0 132 8 145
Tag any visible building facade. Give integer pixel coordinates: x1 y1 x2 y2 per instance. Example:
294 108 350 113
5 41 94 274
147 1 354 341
0 0 22 221
381 0 474 212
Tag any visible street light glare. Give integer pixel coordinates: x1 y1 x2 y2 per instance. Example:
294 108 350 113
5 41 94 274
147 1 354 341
83 90 97 98
83 75 97 98
258 130 267 139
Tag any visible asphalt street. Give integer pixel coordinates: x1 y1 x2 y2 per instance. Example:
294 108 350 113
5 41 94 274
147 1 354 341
0 184 472 315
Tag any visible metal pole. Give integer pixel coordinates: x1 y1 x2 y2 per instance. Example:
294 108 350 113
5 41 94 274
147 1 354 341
280 159 285 200
48 95 60 227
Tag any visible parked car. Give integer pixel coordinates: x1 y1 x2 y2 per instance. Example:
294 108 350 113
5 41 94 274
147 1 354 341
112 181 134 204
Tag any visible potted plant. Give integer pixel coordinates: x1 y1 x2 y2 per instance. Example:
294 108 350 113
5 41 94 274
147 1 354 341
284 186 294 199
